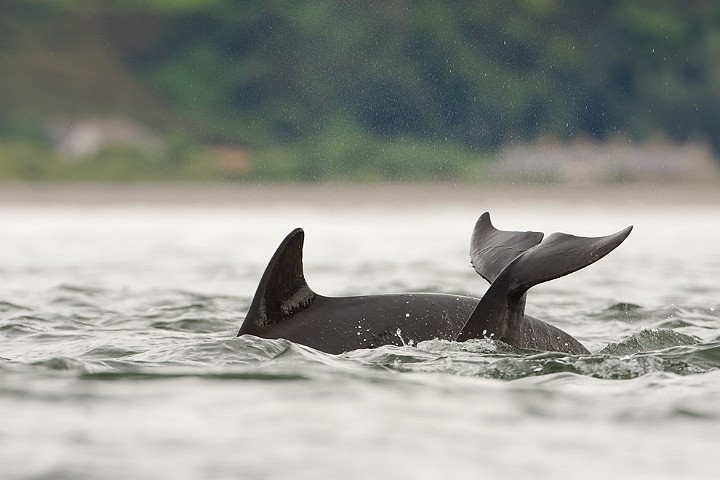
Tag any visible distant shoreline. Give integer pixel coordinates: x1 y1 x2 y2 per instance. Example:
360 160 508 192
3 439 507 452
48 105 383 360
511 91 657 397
0 181 718 207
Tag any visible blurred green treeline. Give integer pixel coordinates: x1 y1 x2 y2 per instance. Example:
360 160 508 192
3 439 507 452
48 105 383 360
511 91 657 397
0 0 719 181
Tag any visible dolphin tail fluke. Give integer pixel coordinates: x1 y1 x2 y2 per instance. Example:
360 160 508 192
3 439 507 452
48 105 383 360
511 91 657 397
504 225 634 296
458 222 632 351
470 212 544 284
237 228 317 336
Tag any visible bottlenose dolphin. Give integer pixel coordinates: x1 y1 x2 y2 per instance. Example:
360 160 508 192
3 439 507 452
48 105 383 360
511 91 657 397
237 213 632 354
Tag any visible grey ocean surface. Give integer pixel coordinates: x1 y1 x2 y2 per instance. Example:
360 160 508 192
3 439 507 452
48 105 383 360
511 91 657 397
1 190 720 479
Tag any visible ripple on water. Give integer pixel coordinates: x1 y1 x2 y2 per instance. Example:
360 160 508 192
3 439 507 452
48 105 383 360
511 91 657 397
0 315 48 336
144 303 238 334
3 284 719 385
0 301 32 313
600 328 699 355
338 332 719 380
32 356 87 372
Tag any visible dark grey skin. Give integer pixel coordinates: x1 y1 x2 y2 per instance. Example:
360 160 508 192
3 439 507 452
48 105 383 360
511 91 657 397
238 213 632 355
242 292 478 353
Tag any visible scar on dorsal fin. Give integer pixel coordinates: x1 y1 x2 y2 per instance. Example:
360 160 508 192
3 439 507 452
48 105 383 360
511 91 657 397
237 228 317 336
470 212 544 284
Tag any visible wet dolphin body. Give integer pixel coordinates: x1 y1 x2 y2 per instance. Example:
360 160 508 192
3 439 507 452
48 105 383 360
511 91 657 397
237 213 632 354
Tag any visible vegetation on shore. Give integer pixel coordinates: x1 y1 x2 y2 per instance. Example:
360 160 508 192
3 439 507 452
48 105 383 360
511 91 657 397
1 1 719 182
0 133 487 182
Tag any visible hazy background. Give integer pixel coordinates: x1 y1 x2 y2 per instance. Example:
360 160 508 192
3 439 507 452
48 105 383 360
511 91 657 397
1 0 719 183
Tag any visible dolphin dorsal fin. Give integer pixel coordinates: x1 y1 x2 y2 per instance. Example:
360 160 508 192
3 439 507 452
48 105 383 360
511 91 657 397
470 212 544 283
239 228 317 335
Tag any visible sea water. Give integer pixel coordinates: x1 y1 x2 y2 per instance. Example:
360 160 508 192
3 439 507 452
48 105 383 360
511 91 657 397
1 193 719 479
